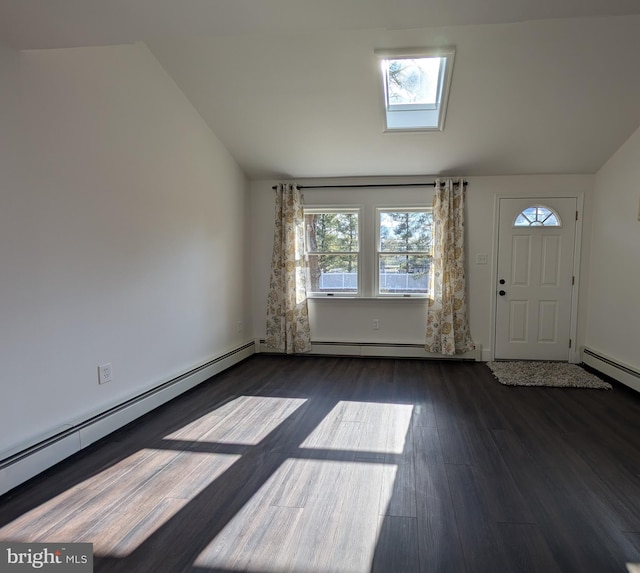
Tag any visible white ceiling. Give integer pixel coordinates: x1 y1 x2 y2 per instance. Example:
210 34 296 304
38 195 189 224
3 1 640 179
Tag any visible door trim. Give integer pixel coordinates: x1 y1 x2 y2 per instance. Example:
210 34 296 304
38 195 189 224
490 193 584 363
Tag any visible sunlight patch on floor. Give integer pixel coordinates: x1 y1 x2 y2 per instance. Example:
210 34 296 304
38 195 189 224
194 459 398 572
0 450 240 558
0 448 174 543
300 401 413 454
164 396 307 445
82 451 241 557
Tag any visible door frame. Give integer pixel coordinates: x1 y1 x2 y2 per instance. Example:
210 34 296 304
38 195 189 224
490 193 585 363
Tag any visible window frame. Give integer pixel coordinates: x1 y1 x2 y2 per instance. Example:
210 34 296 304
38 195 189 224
303 206 362 298
375 206 433 298
375 47 456 132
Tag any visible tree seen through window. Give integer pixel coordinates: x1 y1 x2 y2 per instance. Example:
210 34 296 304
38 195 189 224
305 211 359 293
378 210 432 295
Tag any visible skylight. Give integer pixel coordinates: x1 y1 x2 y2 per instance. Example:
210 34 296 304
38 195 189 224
386 58 441 108
376 48 455 132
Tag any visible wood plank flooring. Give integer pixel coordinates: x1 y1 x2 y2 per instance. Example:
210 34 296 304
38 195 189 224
1 355 640 572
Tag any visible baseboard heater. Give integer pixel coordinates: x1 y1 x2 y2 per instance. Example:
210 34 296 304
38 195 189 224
0 341 255 497
258 340 481 361
582 347 640 394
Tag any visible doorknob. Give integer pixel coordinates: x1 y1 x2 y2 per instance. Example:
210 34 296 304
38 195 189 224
499 279 505 284
499 290 506 296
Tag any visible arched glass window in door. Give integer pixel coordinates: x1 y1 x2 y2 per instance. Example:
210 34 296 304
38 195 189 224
514 205 562 227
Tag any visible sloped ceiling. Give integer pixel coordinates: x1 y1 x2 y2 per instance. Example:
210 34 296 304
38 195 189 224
2 1 640 178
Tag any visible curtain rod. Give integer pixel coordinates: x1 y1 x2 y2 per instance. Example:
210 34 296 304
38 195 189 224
271 181 467 190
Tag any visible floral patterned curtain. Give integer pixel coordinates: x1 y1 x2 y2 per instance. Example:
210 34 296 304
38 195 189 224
425 178 475 355
265 183 312 354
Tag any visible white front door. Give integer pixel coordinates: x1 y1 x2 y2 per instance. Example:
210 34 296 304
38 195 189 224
495 197 577 361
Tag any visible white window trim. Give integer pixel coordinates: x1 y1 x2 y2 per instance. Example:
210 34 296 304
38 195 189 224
375 206 432 298
304 206 362 298
375 47 456 132
303 202 433 300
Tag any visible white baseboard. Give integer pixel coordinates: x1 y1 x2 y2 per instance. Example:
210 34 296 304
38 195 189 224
257 340 482 361
0 434 82 500
582 347 640 394
0 341 255 497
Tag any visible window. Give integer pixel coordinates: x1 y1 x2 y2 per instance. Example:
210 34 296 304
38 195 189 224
304 209 360 296
376 48 455 131
377 209 432 296
304 205 432 298
514 205 561 227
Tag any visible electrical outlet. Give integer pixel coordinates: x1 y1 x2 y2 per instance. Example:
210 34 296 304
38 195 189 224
476 253 488 265
98 363 113 385
236 321 243 334
372 319 380 330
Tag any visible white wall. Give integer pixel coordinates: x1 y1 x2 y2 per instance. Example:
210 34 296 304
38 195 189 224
251 175 594 359
0 43 251 458
585 125 640 371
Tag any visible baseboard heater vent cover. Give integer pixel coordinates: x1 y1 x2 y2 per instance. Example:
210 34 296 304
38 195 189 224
258 340 481 361
582 347 640 394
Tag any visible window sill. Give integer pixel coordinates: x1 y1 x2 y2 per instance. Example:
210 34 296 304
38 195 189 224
308 296 429 302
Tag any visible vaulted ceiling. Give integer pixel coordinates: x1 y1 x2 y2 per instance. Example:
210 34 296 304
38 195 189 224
3 0 640 179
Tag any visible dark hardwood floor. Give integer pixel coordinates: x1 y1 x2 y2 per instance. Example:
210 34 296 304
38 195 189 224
1 355 640 572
